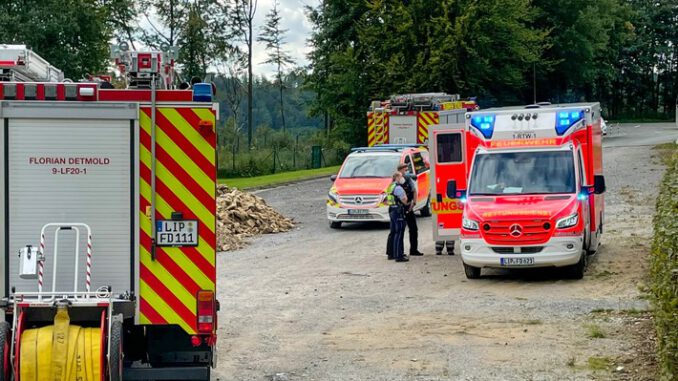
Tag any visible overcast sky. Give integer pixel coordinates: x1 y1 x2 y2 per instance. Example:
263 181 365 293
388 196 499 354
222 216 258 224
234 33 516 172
253 0 319 77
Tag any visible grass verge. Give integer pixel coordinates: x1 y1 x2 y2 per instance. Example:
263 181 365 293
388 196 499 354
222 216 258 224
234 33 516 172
650 144 678 379
219 165 341 190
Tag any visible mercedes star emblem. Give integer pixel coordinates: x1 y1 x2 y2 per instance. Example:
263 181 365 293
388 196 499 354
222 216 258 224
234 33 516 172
355 196 363 204
509 224 523 237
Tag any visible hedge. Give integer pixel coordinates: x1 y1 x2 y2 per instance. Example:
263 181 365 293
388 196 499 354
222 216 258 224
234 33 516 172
651 147 678 380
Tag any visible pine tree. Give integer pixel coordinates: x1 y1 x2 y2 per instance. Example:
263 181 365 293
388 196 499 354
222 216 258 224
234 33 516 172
258 0 296 132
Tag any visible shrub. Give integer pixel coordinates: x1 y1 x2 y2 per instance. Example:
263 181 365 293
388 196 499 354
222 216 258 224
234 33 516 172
650 147 678 380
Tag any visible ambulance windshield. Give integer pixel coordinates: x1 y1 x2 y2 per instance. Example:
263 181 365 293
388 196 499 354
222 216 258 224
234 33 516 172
469 151 575 195
339 154 401 178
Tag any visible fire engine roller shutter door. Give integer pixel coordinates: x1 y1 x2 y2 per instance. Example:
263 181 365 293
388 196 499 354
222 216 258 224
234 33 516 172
2 102 138 296
389 115 417 144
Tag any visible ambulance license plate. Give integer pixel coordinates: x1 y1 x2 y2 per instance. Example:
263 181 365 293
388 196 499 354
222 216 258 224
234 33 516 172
348 209 368 215
156 220 199 247
500 257 534 266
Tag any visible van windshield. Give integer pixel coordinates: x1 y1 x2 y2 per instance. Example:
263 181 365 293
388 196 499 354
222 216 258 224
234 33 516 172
339 154 401 178
469 151 576 195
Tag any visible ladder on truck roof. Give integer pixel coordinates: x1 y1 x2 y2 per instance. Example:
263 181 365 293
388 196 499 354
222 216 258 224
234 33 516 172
0 44 64 82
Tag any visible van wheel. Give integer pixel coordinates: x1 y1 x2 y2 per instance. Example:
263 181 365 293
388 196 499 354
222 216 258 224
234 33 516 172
0 321 10 381
463 263 481 279
420 197 432 217
565 251 586 280
329 221 342 229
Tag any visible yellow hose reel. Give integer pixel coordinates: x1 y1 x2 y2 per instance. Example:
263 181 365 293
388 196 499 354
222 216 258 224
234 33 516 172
20 307 102 381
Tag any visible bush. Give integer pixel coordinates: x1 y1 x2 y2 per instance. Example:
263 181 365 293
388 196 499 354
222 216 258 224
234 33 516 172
650 147 678 380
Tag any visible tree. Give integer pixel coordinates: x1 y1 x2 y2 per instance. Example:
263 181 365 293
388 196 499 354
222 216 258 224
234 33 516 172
230 0 259 148
140 0 229 81
258 0 296 132
0 0 116 79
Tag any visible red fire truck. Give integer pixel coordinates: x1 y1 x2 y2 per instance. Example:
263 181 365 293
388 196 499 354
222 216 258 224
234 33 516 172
429 103 605 279
367 93 475 146
0 44 217 380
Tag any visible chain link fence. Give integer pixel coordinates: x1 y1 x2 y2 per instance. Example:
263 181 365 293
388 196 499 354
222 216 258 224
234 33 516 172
217 142 347 178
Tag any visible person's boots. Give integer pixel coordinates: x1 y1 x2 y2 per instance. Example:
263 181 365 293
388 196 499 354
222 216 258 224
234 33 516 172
395 256 409 262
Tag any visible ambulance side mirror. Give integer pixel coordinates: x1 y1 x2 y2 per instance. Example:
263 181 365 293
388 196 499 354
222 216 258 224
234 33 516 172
593 175 606 194
330 174 337 182
446 180 457 199
406 173 416 181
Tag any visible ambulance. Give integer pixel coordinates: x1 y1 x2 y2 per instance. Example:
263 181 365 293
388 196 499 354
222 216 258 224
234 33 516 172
429 103 605 279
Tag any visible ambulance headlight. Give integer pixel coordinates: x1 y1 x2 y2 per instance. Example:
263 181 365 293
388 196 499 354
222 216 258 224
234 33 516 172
328 190 338 203
462 217 479 231
556 213 579 229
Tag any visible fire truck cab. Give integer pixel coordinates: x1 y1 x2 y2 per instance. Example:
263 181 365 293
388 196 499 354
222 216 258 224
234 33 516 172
430 103 605 279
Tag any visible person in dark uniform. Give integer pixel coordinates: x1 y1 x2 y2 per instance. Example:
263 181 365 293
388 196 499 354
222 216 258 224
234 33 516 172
398 164 424 256
386 171 409 262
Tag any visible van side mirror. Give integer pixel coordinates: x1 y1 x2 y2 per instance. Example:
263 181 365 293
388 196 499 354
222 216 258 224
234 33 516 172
446 180 457 199
330 174 337 182
593 175 606 194
406 173 416 181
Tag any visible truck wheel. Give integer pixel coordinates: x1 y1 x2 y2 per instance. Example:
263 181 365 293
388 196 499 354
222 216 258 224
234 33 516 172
565 252 586 280
329 221 342 229
463 263 481 279
109 321 123 381
420 197 432 217
0 321 10 381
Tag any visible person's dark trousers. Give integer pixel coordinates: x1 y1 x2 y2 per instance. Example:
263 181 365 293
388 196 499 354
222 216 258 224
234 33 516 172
389 206 406 259
405 210 418 254
386 213 395 259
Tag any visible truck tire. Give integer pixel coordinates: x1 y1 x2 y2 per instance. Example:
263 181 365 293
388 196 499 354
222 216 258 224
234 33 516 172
109 321 123 381
0 321 10 381
420 197 432 217
565 251 586 279
329 221 342 229
463 263 481 279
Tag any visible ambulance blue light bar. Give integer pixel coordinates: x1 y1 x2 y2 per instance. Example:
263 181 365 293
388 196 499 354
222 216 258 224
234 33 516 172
470 114 496 139
555 110 584 135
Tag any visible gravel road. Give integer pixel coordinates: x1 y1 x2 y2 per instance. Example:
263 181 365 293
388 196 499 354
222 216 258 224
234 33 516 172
214 123 676 381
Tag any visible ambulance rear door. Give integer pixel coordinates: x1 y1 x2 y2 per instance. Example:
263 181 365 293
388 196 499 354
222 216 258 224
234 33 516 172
429 124 468 241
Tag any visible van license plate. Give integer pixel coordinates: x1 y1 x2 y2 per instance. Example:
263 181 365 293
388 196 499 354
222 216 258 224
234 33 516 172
500 257 534 266
348 209 368 215
513 132 536 139
156 220 199 247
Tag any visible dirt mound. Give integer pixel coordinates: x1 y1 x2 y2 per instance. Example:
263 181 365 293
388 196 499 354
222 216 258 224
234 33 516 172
216 185 295 251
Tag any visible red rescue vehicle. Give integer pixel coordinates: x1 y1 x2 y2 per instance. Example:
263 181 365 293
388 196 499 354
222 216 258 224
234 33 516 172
0 44 218 380
366 93 473 146
429 103 606 279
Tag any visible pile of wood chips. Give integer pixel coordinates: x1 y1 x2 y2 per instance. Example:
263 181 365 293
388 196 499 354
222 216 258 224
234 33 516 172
216 185 295 251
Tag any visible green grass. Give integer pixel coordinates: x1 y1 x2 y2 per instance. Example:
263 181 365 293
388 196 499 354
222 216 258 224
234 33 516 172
585 324 607 339
587 356 613 371
219 165 341 190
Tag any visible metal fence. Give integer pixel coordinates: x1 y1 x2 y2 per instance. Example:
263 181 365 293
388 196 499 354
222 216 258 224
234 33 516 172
217 143 347 178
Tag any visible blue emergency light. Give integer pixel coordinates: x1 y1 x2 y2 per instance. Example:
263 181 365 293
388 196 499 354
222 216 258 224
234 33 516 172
555 110 584 136
193 83 213 102
470 114 496 139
